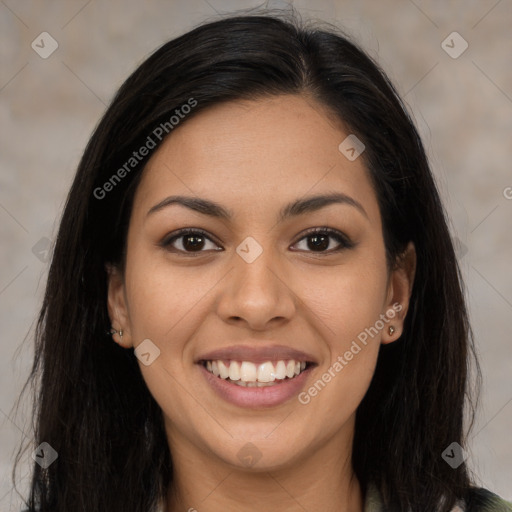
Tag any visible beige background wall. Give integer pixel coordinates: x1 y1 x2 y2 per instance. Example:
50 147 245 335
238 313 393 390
1 0 511 508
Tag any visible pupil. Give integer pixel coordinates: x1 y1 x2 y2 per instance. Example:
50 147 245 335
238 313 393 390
184 235 204 251
309 234 328 251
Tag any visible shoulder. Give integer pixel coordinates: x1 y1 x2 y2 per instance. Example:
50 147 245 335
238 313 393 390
464 487 512 512
364 482 512 512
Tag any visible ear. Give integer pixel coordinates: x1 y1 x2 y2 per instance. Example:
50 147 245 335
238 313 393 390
106 263 133 348
381 241 416 344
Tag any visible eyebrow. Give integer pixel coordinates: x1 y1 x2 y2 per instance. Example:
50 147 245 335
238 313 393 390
146 192 369 222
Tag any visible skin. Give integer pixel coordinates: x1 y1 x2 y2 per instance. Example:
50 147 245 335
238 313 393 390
107 94 416 512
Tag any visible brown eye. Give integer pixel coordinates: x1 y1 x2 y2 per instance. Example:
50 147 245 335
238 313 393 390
292 227 354 253
161 226 354 256
161 229 221 254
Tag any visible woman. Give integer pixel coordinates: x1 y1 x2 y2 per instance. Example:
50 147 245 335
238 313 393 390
14 11 512 512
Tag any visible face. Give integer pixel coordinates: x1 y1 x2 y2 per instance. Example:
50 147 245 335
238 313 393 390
107 94 415 472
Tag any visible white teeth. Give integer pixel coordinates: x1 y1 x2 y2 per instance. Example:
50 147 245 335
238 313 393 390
218 360 229 379
234 380 276 387
228 361 241 381
258 361 275 382
275 361 287 380
286 360 295 378
204 359 310 383
240 361 257 382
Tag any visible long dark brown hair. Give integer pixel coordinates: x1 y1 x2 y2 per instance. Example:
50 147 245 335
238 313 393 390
13 10 480 511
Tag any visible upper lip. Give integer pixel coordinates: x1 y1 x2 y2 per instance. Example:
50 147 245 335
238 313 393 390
196 344 318 365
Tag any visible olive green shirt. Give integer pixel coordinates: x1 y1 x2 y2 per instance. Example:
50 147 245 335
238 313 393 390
23 485 511 511
364 482 512 511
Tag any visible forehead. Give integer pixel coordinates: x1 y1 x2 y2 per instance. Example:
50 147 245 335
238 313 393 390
132 94 380 224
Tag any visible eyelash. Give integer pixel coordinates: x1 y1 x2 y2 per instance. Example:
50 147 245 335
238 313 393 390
160 227 355 256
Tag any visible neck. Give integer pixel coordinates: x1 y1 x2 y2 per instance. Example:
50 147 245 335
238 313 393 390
164 422 363 512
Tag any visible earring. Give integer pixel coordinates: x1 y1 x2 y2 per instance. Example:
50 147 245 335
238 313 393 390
388 325 395 336
110 327 123 343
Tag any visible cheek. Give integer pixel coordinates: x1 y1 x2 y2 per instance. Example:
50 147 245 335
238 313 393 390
293 266 386 428
298 260 389 344
123 253 212 434
292 252 388 407
124 248 210 345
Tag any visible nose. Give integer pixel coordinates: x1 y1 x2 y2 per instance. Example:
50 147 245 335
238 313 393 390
216 248 297 331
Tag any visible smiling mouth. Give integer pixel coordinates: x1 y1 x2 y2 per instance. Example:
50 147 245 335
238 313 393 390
200 359 314 387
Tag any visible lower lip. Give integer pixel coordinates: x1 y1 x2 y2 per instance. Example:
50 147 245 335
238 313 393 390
198 364 314 408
